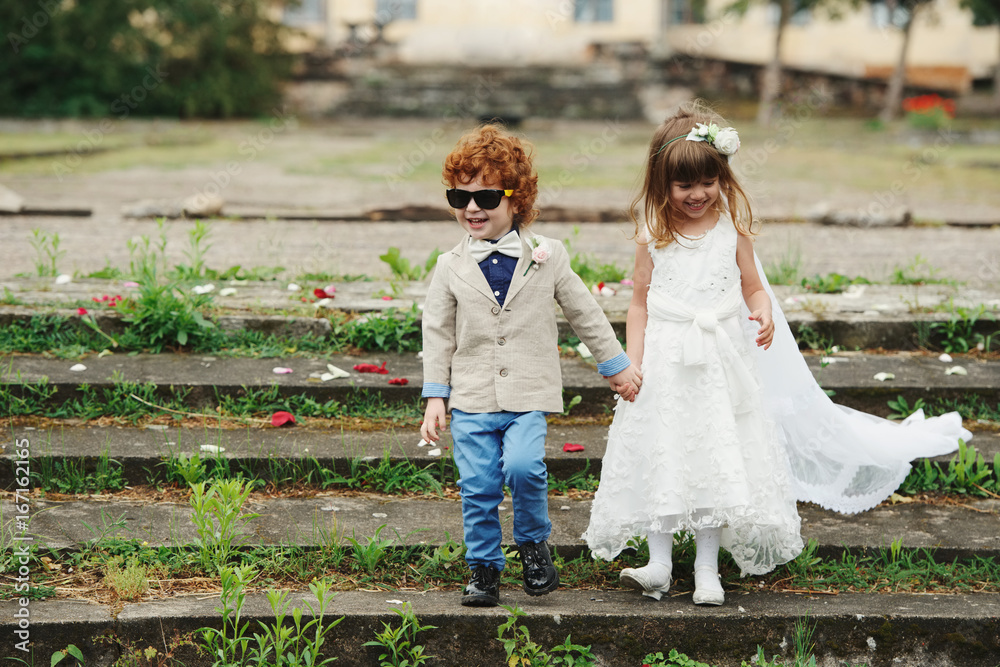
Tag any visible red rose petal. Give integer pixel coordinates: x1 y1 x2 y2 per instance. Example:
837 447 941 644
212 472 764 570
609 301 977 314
313 288 328 299
563 443 585 452
270 411 296 427
77 307 88 315
388 377 408 385
353 361 389 374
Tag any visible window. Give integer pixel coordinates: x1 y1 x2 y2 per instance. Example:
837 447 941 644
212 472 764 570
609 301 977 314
666 0 706 25
283 0 325 26
376 0 417 22
871 1 911 29
575 0 614 22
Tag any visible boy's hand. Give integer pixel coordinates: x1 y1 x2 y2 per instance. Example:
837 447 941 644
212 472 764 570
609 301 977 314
421 397 448 442
749 309 775 350
606 365 642 402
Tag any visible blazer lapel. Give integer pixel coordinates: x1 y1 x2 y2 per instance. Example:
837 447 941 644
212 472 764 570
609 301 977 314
450 236 499 304
503 234 537 305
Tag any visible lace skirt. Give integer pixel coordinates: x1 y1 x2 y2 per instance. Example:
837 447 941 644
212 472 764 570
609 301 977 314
582 315 804 576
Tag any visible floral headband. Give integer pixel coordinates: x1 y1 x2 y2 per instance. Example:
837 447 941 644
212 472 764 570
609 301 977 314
655 122 741 158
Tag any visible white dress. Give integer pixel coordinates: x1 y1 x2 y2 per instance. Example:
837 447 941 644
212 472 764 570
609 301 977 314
583 217 971 576
583 218 803 575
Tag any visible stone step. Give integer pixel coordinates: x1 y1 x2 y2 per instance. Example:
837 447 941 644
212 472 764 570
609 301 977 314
3 424 997 489
4 589 999 667
2 279 999 350
5 493 998 564
3 350 999 418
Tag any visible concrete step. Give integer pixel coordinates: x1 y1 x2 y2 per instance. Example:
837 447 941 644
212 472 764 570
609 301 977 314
3 350 1000 418
5 492 999 563
2 279 999 350
3 589 999 667
3 423 997 489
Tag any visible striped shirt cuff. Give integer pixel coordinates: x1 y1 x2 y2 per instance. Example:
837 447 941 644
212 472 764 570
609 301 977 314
421 382 451 398
598 352 631 378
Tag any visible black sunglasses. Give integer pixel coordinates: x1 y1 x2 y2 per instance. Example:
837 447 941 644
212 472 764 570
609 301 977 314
446 188 513 210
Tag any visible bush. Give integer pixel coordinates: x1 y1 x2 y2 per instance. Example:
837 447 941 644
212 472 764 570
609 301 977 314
1 0 292 118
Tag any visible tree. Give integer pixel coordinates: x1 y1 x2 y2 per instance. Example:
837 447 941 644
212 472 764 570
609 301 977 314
0 0 293 118
878 0 935 122
730 0 860 126
960 0 1000 107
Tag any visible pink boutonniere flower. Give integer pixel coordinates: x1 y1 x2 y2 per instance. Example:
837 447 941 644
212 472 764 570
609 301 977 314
523 237 551 275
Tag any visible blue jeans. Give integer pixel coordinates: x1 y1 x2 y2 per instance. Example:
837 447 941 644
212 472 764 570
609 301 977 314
450 410 551 570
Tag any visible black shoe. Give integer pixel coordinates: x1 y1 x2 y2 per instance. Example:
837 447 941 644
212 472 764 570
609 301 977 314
461 564 501 607
518 541 559 596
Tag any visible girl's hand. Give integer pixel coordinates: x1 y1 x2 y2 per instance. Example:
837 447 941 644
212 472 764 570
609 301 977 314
615 382 637 402
749 309 774 350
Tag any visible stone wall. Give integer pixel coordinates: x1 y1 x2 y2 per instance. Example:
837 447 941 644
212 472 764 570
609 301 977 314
282 51 970 120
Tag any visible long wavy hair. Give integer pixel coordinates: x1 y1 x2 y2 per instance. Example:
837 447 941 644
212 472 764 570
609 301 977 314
442 124 539 228
630 101 755 248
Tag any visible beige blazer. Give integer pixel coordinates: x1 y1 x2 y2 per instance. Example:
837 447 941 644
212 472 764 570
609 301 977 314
422 232 626 414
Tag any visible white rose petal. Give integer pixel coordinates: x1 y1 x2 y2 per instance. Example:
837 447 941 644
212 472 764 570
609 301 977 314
325 364 350 379
843 284 866 299
55 274 72 285
372 513 388 518
945 366 968 376
314 298 335 309
576 342 594 360
386 599 404 605
427 448 441 457
287 283 301 291
219 287 237 297
938 353 953 363
192 284 215 294
873 372 895 382
272 366 294 374
69 363 87 372
417 439 430 447
200 445 225 454
319 373 335 382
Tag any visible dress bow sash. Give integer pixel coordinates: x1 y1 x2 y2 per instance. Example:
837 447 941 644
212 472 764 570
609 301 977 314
647 286 759 412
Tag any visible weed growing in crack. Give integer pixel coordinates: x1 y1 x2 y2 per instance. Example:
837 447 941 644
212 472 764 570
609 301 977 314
189 479 260 571
364 602 436 667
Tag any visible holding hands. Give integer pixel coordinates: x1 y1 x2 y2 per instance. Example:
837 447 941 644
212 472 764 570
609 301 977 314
607 364 643 402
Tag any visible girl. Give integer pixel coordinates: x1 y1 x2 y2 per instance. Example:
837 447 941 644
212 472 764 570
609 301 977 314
583 101 971 606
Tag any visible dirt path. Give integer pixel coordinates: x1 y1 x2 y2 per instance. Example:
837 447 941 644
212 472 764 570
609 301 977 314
2 118 999 286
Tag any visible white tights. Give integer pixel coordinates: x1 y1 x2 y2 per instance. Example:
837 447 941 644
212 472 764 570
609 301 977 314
646 526 722 573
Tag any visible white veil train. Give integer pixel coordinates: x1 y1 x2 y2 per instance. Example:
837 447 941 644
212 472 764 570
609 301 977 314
741 252 972 515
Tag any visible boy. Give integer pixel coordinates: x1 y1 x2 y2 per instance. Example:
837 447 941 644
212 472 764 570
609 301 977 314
420 124 641 607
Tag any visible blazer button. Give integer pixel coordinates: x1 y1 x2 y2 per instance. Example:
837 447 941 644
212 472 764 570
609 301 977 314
499 368 508 377
491 306 500 315
498 337 506 346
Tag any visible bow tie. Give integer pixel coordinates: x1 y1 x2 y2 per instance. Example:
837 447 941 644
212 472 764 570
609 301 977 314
468 231 522 263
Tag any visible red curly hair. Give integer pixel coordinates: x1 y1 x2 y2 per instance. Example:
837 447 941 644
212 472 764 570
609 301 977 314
442 124 539 228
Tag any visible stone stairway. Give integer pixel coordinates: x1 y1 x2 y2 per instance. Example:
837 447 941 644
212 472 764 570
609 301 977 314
3 284 1000 666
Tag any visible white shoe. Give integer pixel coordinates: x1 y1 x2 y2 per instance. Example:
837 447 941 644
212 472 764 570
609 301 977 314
619 563 672 601
692 566 725 606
